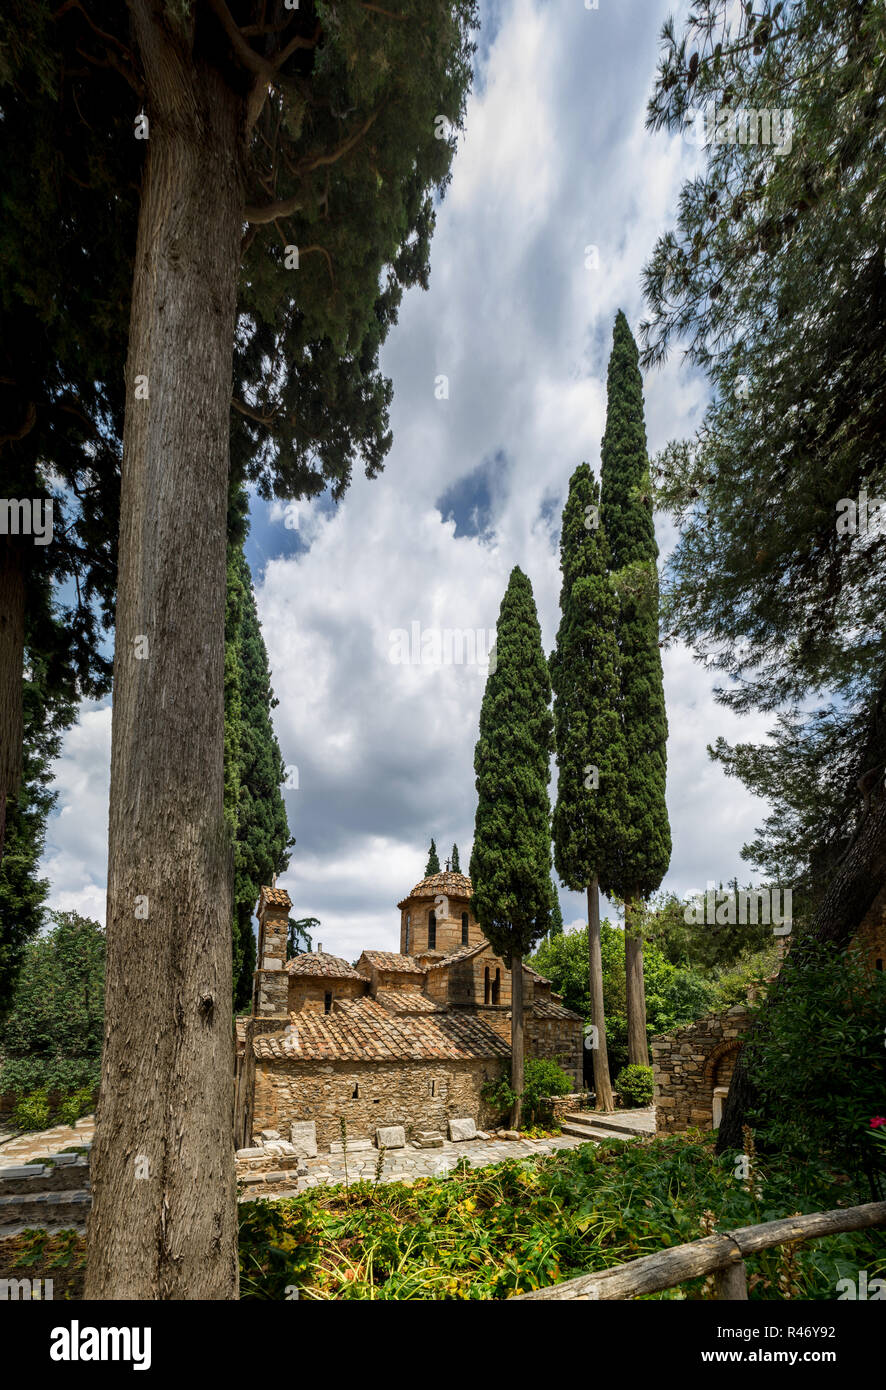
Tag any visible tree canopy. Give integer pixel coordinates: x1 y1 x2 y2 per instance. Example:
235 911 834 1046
600 312 671 904
551 464 627 898
642 0 886 898
470 568 553 959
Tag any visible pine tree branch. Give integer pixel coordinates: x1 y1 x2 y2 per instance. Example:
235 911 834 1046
244 109 380 222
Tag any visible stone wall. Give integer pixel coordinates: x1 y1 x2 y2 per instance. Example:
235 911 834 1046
287 976 365 1014
651 1004 751 1134
526 1015 583 1089
253 1056 506 1148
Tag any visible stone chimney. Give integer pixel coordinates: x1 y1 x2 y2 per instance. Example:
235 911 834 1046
253 885 292 1019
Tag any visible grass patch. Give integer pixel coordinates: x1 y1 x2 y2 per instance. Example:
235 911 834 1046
239 1132 884 1299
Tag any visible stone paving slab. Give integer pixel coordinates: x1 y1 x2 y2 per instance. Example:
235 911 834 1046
0 1118 94 1170
248 1133 590 1201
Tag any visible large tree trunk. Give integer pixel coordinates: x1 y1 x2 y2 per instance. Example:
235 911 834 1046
587 877 615 1110
717 791 886 1155
625 895 649 1066
0 541 25 866
85 10 244 1300
511 952 524 1129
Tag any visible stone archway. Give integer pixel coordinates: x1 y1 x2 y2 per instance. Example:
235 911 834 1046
704 1039 743 1129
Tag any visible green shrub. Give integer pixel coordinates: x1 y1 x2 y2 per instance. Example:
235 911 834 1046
481 1075 517 1124
614 1064 654 1108
0 1055 101 1097
57 1086 96 1127
12 1087 51 1131
521 1058 573 1127
746 943 886 1201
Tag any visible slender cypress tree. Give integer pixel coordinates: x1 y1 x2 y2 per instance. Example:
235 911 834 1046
425 839 441 876
548 892 564 938
600 311 671 1065
224 488 293 1010
450 843 461 873
550 465 624 1108
470 567 554 1126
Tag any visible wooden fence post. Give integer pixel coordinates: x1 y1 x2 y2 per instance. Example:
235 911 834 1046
715 1259 749 1300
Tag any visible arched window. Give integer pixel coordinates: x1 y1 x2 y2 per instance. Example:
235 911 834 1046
428 910 436 950
484 966 490 1004
461 912 469 946
492 968 500 1005
324 991 333 1015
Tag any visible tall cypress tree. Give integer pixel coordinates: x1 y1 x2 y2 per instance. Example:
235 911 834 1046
550 465 624 1109
600 311 671 1066
425 839 441 876
450 843 461 873
548 891 564 939
470 567 554 1126
224 488 293 1011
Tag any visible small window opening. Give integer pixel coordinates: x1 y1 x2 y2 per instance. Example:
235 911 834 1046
492 968 501 1005
484 966 490 1005
461 912 469 945
352 1083 360 1099
324 991 333 1014
428 909 437 950
430 1079 436 1097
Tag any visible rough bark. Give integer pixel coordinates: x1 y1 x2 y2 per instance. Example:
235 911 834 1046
717 790 886 1155
624 895 649 1066
587 877 614 1110
0 541 25 866
85 6 244 1300
511 952 524 1129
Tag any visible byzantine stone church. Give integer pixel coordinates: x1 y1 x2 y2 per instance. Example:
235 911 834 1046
235 868 583 1149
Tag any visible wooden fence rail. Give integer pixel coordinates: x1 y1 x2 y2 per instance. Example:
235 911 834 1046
510 1200 886 1301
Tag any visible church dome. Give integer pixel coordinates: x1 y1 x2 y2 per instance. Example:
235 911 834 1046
399 870 473 906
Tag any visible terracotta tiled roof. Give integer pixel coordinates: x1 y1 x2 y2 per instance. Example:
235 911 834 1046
531 999 583 1021
374 989 449 1015
253 999 510 1062
258 885 292 910
285 951 364 980
358 950 426 974
424 941 487 970
522 963 549 984
397 870 473 908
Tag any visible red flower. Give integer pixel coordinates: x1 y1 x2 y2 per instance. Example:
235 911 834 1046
870 1117 886 1129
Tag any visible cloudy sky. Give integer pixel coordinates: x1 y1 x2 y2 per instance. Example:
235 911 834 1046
42 0 777 958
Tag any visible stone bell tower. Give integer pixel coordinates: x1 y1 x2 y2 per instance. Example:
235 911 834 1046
252 885 291 1018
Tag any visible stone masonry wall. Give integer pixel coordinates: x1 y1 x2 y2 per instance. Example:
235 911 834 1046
652 1004 751 1134
287 977 366 1014
253 1056 507 1148
526 1016 583 1089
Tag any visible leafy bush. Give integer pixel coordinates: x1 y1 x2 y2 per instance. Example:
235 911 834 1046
521 1058 573 1127
0 911 104 1120
12 1087 50 1131
530 921 723 1078
57 1086 96 1127
238 1131 884 1300
746 943 886 1200
0 1056 101 1096
614 1064 654 1108
481 1075 517 1124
